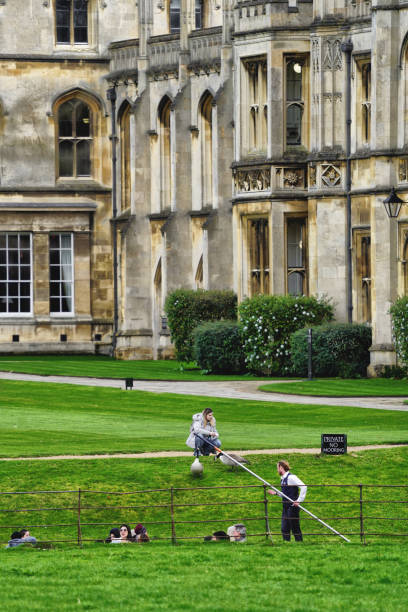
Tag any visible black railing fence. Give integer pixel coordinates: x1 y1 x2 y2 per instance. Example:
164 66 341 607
1 483 407 546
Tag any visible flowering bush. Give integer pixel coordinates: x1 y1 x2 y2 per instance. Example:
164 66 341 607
390 296 408 368
239 295 333 375
165 289 237 362
193 321 246 374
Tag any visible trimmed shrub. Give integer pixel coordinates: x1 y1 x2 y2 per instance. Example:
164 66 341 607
239 294 333 375
390 296 408 368
193 321 246 374
290 323 372 378
165 289 237 362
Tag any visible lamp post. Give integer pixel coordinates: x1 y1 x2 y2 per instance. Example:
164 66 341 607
383 187 405 219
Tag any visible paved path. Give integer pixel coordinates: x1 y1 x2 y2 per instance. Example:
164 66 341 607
1 444 406 462
1 371 407 411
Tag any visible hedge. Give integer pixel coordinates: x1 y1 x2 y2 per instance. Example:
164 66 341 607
390 296 408 369
193 321 246 374
290 323 372 378
239 294 333 375
165 289 237 362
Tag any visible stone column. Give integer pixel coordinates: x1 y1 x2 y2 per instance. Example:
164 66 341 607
33 233 49 317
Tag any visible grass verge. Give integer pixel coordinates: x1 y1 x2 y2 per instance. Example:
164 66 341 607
259 378 408 397
1 380 408 457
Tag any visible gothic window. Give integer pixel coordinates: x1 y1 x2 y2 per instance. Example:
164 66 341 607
120 104 131 211
158 97 172 210
57 98 92 178
286 60 304 146
241 57 268 156
0 233 32 315
170 0 180 33
49 233 74 314
195 0 204 29
248 218 269 295
199 93 213 207
362 63 371 144
56 0 88 45
286 217 307 295
354 230 371 323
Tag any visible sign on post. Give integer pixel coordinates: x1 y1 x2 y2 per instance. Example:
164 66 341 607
321 434 347 455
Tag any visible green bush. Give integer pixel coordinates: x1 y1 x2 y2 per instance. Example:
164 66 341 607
290 323 372 378
381 365 408 379
239 294 333 375
390 296 408 368
193 321 246 374
165 289 237 362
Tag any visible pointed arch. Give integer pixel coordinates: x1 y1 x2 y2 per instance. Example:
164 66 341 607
158 96 173 210
119 101 132 211
50 87 108 118
199 91 214 208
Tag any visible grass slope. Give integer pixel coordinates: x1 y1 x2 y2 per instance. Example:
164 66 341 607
0 355 275 381
1 380 408 457
260 378 408 397
2 544 408 611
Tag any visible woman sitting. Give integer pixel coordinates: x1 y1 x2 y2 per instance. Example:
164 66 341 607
133 523 150 543
111 524 133 543
105 527 121 543
186 408 221 458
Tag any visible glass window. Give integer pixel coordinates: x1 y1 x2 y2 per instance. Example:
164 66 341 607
242 57 268 155
49 233 74 314
58 99 92 178
0 233 32 315
248 218 269 295
195 0 203 29
56 0 88 45
287 218 307 295
170 0 180 33
286 60 304 146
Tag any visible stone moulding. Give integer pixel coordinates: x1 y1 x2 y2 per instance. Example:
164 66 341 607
233 167 271 193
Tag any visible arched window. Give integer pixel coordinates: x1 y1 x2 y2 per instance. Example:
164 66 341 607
195 0 204 29
200 93 213 207
158 97 172 210
58 98 92 177
56 0 88 45
287 217 307 296
169 0 180 33
120 103 132 210
286 60 304 146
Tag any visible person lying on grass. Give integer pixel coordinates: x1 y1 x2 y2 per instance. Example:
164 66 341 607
204 530 229 542
227 524 247 543
133 523 150 543
105 528 121 543
7 528 37 548
110 524 133 543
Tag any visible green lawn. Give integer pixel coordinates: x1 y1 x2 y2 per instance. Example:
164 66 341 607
0 449 407 546
0 355 276 381
260 378 408 397
1 379 408 458
2 543 408 611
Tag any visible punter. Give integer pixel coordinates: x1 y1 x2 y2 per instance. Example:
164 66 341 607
268 460 307 542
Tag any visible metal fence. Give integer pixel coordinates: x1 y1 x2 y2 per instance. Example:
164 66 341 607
1 483 407 546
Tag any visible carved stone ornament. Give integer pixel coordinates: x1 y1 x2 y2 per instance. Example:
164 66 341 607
309 165 317 187
234 168 270 193
321 164 341 187
323 40 342 71
283 169 304 189
312 38 320 73
399 159 408 183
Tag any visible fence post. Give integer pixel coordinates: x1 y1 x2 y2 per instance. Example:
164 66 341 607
77 488 82 547
263 485 273 543
170 487 177 545
359 483 365 545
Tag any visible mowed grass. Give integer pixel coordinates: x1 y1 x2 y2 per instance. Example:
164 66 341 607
2 543 408 611
0 354 276 381
260 378 408 397
1 379 408 457
0 449 407 546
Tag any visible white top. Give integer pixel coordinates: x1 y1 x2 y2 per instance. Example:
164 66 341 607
281 471 307 503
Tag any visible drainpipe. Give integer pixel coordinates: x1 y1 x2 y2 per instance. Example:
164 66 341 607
107 85 119 356
341 40 353 324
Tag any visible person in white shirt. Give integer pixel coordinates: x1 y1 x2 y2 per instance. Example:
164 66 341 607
268 460 307 542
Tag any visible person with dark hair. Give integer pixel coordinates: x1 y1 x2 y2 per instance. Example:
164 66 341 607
186 408 221 457
204 530 229 542
7 528 37 548
268 460 307 542
105 528 121 543
133 523 150 542
113 524 133 543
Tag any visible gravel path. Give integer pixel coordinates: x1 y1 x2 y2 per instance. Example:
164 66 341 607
1 444 406 462
1 371 407 411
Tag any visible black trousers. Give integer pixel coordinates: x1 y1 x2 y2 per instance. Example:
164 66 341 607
281 504 303 541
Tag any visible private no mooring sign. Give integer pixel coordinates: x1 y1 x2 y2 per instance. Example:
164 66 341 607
321 434 347 455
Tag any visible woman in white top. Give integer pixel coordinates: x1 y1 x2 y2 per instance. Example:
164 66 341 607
186 408 221 457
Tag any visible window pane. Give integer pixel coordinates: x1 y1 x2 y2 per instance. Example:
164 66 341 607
287 220 304 267
50 298 61 312
76 140 91 176
0 267 6 281
286 105 302 145
60 234 72 249
59 141 74 177
20 250 30 265
59 102 74 137
195 0 203 29
9 266 18 281
20 266 30 281
0 282 6 296
8 235 18 249
20 298 31 313
0 252 5 265
8 282 18 297
287 62 302 101
20 282 31 297
170 0 181 32
9 299 18 313
50 282 61 297
50 266 60 281
50 234 60 249
74 0 88 43
61 296 72 312
8 250 18 265
50 251 61 265
288 272 303 296
19 235 30 249
0 235 6 249
56 0 71 43
75 103 91 137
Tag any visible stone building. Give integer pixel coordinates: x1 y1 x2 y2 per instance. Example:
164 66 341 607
0 0 407 373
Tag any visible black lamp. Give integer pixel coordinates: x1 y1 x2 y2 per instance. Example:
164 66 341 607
383 188 405 219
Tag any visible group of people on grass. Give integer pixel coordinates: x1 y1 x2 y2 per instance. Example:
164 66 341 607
187 408 308 543
7 528 37 548
204 524 247 543
105 523 149 543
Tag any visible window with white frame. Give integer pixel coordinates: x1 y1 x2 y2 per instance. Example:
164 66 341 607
0 233 32 314
49 233 74 314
